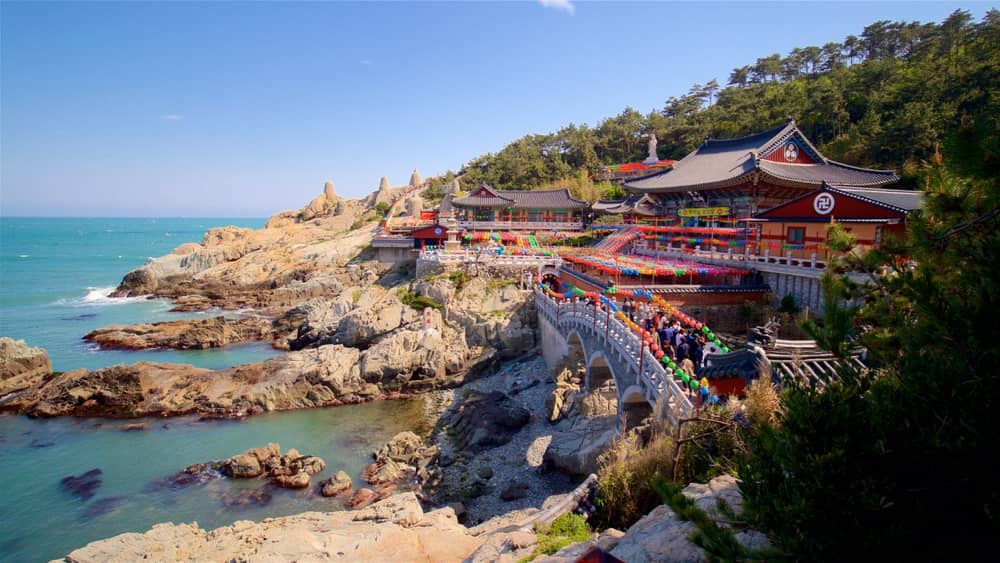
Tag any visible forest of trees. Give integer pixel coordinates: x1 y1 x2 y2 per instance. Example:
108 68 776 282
446 9 998 193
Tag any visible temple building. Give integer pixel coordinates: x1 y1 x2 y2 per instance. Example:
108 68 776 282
601 119 899 221
451 184 589 231
750 182 923 260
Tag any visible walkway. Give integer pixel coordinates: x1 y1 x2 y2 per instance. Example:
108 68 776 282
534 288 694 430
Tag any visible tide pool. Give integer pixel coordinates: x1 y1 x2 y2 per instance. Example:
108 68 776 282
0 217 281 371
0 398 433 562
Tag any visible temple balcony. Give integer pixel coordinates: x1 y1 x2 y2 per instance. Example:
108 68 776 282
457 220 584 231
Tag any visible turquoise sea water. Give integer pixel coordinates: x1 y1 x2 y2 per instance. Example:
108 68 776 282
0 217 280 371
0 218 431 561
0 400 431 562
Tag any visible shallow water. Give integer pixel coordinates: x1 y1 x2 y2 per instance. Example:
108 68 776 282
0 398 432 562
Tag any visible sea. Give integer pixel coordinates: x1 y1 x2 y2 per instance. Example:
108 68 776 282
0 218 432 562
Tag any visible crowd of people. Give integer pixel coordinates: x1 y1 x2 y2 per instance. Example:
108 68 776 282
578 296 714 375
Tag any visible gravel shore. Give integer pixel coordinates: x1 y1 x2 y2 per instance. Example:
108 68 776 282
427 353 579 525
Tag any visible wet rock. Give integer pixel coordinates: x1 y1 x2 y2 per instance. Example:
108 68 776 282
29 438 54 448
120 423 146 432
475 466 494 481
361 456 410 485
222 453 263 479
60 469 103 501
219 488 273 509
271 472 310 489
79 496 128 522
319 471 353 497
375 431 424 464
348 488 378 509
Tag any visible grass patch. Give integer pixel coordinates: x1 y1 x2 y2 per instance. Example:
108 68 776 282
520 513 591 562
352 289 363 304
447 270 471 292
397 288 443 311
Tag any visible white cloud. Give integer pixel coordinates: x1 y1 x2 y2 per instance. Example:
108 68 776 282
359 59 373 65
160 114 183 121
539 0 575 14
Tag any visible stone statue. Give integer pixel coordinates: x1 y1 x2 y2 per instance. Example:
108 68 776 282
644 132 658 164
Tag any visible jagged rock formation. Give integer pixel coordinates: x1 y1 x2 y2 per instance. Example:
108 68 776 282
0 337 51 395
83 317 275 350
443 390 531 454
409 169 422 187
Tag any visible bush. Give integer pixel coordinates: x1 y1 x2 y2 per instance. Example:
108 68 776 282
375 201 391 217
592 432 674 530
522 513 591 561
672 406 746 485
397 288 443 311
447 269 471 292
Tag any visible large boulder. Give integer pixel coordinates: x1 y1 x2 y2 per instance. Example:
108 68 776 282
0 337 51 395
444 391 531 453
222 453 263 478
375 431 425 464
331 288 405 348
543 415 618 477
319 471 353 497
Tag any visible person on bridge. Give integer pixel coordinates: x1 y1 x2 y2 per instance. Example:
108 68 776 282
676 335 690 364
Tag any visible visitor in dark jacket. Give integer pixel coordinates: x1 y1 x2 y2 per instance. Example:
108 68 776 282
676 339 690 364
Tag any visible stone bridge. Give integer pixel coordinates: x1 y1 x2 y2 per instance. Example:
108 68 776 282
535 289 694 433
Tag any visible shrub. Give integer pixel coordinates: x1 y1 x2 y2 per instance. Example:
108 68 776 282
397 288 443 311
672 406 746 485
375 201 391 217
742 378 781 429
447 269 471 292
522 513 591 561
592 432 674 530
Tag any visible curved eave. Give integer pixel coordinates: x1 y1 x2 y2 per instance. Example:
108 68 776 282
625 172 754 194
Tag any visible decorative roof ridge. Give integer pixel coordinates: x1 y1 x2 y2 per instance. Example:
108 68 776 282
757 122 828 164
822 183 910 213
827 184 917 194
702 120 794 149
825 159 899 176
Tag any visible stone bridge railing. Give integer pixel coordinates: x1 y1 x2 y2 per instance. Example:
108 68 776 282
535 289 694 429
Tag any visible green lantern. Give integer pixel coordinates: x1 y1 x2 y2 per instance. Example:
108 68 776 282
681 374 691 384
720 346 729 354
713 339 722 347
689 380 699 389
706 332 715 340
675 368 684 377
668 360 676 369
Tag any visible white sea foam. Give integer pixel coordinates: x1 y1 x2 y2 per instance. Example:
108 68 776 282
18 254 29 258
53 286 149 307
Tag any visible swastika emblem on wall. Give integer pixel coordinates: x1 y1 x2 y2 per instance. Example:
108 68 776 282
783 141 799 162
813 192 835 215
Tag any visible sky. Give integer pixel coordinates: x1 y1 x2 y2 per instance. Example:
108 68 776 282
1 1 995 217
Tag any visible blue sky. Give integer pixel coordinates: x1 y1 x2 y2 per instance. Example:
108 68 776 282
1 1 994 217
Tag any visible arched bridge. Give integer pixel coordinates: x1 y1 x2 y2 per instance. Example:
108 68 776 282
535 289 694 432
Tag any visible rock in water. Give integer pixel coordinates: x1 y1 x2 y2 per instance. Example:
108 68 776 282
319 471 353 497
79 496 128 522
60 469 103 501
0 337 51 395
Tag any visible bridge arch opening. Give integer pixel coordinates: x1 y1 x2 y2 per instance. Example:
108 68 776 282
620 388 655 436
563 331 586 376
